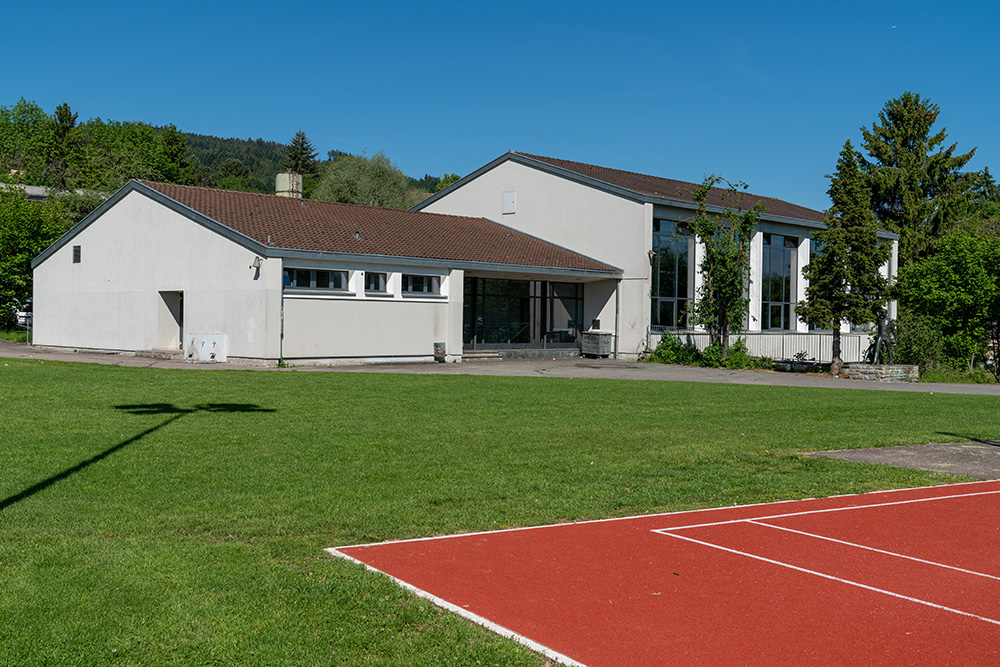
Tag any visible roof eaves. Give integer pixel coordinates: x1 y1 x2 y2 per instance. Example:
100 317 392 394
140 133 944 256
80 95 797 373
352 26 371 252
643 194 837 231
450 259 622 278
271 247 621 277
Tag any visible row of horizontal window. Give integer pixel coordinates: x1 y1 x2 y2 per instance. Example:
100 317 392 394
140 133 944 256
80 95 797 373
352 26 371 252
282 269 440 295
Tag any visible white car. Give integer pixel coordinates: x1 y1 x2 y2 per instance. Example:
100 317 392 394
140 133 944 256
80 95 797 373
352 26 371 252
12 300 31 328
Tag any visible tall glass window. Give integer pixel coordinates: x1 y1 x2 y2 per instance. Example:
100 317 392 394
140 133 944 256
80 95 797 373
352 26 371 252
651 219 691 329
463 278 583 347
760 233 797 330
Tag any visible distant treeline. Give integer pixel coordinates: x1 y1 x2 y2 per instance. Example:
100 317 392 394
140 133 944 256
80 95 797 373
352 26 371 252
0 98 447 196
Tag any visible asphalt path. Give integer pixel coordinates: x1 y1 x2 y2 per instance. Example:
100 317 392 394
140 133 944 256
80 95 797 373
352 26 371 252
4 340 1000 395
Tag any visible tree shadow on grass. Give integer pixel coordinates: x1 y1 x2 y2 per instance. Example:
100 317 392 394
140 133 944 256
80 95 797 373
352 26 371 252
0 402 275 512
936 432 1000 447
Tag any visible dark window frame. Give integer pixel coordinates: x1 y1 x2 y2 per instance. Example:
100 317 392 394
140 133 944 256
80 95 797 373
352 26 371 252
283 268 349 292
650 219 693 331
401 274 442 296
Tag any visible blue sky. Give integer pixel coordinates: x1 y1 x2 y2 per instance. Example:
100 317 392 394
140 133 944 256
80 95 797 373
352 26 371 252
4 0 997 212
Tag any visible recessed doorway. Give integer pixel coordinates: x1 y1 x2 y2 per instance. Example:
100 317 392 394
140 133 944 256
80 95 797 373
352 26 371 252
157 291 184 350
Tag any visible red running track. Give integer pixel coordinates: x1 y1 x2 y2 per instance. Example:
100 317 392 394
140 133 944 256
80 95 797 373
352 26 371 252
329 480 1000 666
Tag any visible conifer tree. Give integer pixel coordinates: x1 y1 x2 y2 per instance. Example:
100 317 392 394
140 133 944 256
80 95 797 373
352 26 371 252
799 141 891 373
281 130 318 177
48 102 78 190
860 92 976 264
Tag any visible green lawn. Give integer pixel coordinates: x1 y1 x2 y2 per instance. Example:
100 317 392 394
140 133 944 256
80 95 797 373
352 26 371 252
1 359 996 666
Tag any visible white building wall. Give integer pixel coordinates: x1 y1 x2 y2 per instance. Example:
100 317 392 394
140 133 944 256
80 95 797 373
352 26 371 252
421 160 650 356
280 266 463 363
33 190 280 360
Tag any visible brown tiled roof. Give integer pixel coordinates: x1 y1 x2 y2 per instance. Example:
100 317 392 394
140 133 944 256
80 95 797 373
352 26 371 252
513 152 826 223
139 181 617 273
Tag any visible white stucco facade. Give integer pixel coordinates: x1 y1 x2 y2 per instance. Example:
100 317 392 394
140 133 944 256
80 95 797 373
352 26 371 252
417 152 900 362
32 187 472 364
32 180 615 365
33 190 283 360
420 159 651 355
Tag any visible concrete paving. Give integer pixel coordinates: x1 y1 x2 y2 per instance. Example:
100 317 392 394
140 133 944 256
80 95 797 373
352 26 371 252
808 442 1000 480
5 340 1000 479
5 340 1000 394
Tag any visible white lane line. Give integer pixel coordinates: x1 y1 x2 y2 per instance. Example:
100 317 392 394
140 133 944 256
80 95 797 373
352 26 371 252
326 548 589 667
333 480 1000 550
654 488 1000 532
658 531 1000 627
745 520 1000 582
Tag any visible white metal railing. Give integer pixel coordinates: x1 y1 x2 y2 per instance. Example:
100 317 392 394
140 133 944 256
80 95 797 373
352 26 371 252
650 330 870 363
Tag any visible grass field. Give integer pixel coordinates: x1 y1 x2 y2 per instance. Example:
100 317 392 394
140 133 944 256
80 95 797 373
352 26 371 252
1 358 997 666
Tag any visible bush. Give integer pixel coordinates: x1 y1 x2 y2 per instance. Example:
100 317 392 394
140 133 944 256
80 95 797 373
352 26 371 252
894 310 945 371
724 338 773 370
649 333 700 365
649 335 771 370
919 366 997 384
700 342 725 368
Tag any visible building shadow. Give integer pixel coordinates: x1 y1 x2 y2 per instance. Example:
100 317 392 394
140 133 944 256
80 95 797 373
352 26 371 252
936 432 1000 447
0 402 275 512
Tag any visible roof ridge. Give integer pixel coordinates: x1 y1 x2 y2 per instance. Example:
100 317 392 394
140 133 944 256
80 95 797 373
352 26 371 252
514 151 701 191
136 180 619 273
510 152 826 218
141 180 492 222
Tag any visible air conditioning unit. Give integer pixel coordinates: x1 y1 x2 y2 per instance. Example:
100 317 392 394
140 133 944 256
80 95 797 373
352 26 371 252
581 330 613 358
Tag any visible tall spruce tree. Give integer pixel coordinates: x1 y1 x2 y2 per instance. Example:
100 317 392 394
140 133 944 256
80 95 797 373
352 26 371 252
48 102 78 190
860 92 976 264
798 141 891 373
281 130 318 177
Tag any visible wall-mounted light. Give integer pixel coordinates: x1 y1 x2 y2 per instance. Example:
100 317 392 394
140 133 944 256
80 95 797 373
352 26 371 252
251 256 263 270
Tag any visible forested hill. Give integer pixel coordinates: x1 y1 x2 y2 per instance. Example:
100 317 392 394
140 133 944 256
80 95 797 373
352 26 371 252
184 133 289 193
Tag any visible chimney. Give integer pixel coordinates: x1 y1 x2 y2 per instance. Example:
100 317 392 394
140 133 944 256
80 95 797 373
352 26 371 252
275 170 303 198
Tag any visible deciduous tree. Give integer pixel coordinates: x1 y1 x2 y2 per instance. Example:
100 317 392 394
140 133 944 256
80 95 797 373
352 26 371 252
689 176 763 355
0 187 66 327
893 231 1000 375
0 98 51 184
313 151 410 209
435 173 461 192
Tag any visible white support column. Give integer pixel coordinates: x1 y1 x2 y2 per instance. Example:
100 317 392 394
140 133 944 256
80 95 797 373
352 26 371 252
747 230 763 332
887 238 899 320
446 269 464 362
692 238 706 332
795 236 810 332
